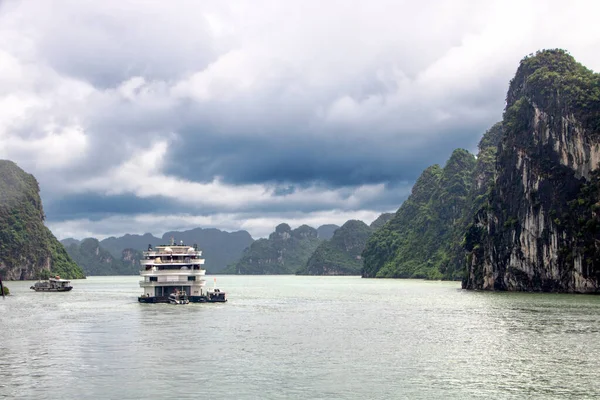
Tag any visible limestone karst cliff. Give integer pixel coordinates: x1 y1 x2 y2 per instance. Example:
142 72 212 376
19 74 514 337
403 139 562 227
298 220 372 275
0 160 84 280
225 223 322 274
63 238 140 276
464 49 600 293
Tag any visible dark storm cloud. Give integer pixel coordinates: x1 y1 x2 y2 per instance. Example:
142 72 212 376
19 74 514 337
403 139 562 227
44 194 178 221
164 120 487 187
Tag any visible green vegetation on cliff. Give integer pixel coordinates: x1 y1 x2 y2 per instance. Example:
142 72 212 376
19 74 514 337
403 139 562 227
362 149 476 279
442 122 503 279
225 223 322 274
64 238 139 276
369 213 394 230
510 49 600 132
0 160 84 280
298 220 372 275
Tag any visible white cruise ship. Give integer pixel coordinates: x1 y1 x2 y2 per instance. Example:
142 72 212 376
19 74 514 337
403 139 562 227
138 238 226 304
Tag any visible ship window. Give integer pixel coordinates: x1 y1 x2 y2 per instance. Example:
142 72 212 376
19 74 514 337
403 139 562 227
149 276 158 282
187 276 196 281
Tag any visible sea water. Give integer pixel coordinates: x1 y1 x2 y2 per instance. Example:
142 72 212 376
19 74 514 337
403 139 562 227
1 276 599 399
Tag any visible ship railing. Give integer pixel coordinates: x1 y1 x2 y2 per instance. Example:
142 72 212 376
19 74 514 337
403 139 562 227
144 277 200 282
140 259 205 266
139 279 207 286
144 251 202 257
140 269 206 276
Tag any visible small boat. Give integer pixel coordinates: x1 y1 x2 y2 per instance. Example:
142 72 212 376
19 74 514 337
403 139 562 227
206 288 227 303
168 290 190 305
30 276 73 292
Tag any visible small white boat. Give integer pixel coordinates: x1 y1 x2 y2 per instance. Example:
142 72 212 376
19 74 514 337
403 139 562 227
168 290 190 305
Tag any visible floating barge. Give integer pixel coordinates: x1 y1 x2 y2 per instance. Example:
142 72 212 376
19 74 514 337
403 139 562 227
138 239 227 304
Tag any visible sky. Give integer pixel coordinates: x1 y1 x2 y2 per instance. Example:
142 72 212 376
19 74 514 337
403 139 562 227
1 0 600 240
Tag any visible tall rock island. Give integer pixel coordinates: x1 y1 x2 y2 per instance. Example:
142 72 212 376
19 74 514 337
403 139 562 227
0 160 85 280
464 49 600 292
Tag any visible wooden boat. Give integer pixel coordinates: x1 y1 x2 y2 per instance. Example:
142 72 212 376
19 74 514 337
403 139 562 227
30 276 73 292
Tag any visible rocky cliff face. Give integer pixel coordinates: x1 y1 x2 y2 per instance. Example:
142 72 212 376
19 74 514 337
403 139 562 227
121 248 142 270
0 160 84 280
464 49 600 293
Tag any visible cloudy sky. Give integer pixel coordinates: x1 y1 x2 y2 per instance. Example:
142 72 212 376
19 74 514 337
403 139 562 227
1 0 600 240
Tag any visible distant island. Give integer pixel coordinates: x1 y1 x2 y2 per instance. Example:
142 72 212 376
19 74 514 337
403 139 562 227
60 219 389 277
223 223 323 274
62 228 254 275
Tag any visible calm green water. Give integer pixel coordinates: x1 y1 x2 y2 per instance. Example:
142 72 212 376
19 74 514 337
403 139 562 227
1 276 599 399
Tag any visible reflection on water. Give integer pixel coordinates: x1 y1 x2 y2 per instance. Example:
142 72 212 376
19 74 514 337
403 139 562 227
1 276 599 400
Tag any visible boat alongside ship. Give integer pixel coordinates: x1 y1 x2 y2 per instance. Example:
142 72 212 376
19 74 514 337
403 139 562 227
138 239 227 304
168 290 190 305
30 276 73 292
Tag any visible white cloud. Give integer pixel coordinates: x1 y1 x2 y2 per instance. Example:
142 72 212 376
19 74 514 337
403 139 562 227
172 49 265 101
117 76 147 101
72 140 390 212
3 123 88 170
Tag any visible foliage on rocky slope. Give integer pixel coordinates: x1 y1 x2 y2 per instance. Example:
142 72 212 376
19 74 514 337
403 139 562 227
64 238 140 276
298 220 372 275
225 223 322 274
0 160 84 280
362 149 476 279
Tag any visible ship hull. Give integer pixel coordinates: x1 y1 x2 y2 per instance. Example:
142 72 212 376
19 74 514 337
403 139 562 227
138 295 227 303
30 287 73 292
